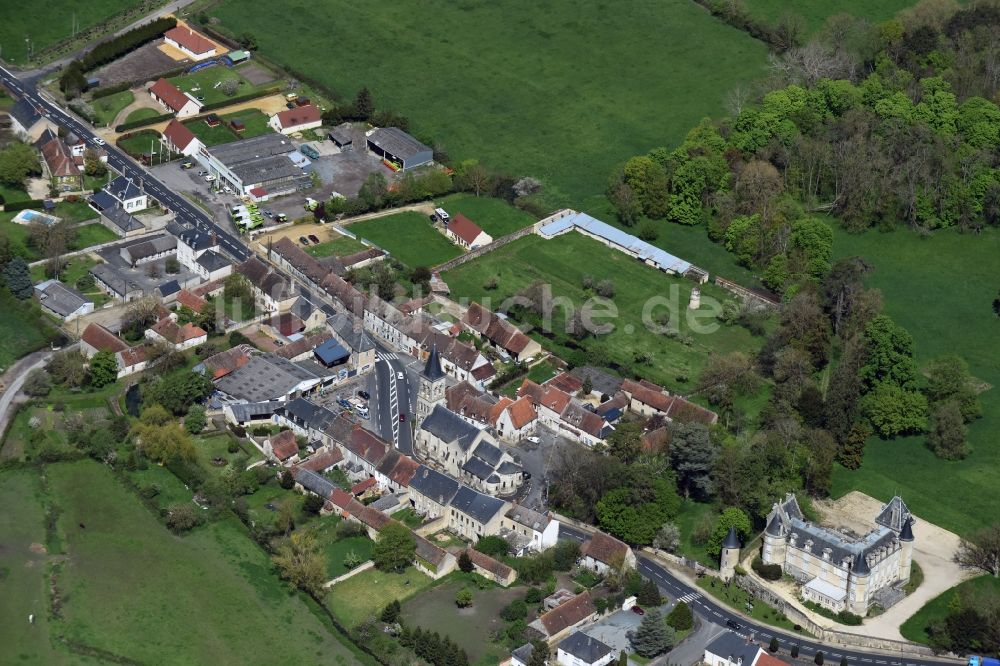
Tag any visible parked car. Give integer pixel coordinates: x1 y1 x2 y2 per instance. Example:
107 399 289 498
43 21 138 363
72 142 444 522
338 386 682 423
337 398 351 409
204 174 216 182
399 413 406 422
92 137 106 146
197 170 207 176
725 619 742 631
631 606 645 615
263 209 274 218
396 371 404 380
308 234 320 244
525 436 540 444
299 236 310 245
357 390 370 400
181 160 193 169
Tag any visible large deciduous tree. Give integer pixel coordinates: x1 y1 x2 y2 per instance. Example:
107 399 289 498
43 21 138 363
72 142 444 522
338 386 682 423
273 530 327 597
954 523 1000 577
373 521 415 573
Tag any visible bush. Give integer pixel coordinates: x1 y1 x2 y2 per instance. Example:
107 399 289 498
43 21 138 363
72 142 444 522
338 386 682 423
525 587 543 604
2 199 46 212
79 17 177 71
500 599 527 621
455 587 473 608
666 601 693 630
200 86 282 111
90 81 132 99
303 493 326 515
769 637 779 653
114 111 175 133
165 504 202 532
752 556 783 581
380 599 401 622
279 470 295 489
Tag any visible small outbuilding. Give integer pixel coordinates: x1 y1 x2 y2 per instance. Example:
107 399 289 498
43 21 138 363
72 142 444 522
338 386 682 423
366 127 432 170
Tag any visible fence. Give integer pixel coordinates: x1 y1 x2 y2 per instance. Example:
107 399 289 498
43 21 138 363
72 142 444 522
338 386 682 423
433 225 536 272
715 276 780 309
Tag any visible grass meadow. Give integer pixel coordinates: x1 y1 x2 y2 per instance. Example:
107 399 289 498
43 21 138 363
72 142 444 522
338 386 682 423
435 193 537 238
401 577 523 666
900 575 1000 644
91 90 134 127
0 0 146 65
348 212 463 268
44 461 363 665
208 0 769 205
326 565 433 628
306 233 370 259
744 0 917 35
0 291 55 369
829 227 1000 537
443 231 764 395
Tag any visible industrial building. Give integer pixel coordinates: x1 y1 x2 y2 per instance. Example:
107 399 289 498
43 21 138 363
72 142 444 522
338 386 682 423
194 133 311 197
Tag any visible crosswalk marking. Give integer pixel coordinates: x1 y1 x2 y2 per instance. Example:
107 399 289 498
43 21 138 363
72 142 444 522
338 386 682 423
676 592 700 604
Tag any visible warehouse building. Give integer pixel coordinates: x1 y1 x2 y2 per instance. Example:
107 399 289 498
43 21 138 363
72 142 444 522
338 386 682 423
366 127 433 170
195 133 311 197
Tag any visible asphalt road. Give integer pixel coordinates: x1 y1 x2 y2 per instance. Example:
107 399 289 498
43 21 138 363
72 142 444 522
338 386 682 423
0 66 250 264
373 346 414 455
558 526 960 666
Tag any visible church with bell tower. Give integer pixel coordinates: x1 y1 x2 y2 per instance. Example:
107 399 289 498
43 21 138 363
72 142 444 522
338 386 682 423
416 344 447 425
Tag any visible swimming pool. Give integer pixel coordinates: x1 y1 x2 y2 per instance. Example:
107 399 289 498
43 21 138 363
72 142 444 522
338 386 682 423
12 209 61 226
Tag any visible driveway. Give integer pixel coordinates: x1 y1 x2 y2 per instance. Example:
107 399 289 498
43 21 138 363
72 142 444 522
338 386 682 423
812 492 977 641
0 351 54 447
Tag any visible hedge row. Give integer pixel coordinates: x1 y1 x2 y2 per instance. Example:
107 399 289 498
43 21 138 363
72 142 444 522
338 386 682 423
81 16 177 72
3 199 47 212
199 85 283 112
115 111 175 133
90 63 190 101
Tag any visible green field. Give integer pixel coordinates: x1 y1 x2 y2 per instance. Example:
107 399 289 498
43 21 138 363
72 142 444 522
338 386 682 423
186 109 273 147
402 577 521 666
91 90 134 127
0 183 32 204
0 0 146 65
442 231 763 393
31 255 97 284
0 469 82 664
0 292 53 369
306 233 370 258
222 108 273 139
829 227 1000 537
348 212 463 268
326 565 433 628
168 68 261 107
900 575 1000 644
744 0 917 35
117 129 162 159
123 107 162 124
208 0 768 205
41 461 362 665
73 222 118 248
322 535 374 578
436 194 537 238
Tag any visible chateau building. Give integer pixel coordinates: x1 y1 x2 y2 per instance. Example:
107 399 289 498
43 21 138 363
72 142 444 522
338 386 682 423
761 494 915 616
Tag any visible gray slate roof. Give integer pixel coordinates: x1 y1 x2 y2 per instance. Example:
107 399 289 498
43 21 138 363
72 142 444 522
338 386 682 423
34 280 90 317
225 400 284 423
367 127 430 161
408 465 459 506
451 485 505 525
296 468 334 497
559 631 613 663
570 366 624 396
277 396 338 431
471 440 503 467
106 175 144 202
178 228 216 251
706 631 761 665
210 132 295 166
420 405 481 452
196 249 231 272
328 311 375 352
461 456 495 481
9 99 42 128
215 355 323 402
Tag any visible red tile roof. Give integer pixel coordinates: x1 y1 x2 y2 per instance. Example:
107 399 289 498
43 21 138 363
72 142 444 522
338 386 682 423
506 396 537 430
201 345 252 379
329 488 353 509
547 372 583 394
471 363 496 381
176 288 207 313
448 213 485 245
150 78 193 113
163 118 196 151
276 330 332 360
488 397 514 426
40 137 79 178
267 312 304 337
344 426 389 466
621 378 674 413
164 26 216 55
298 446 344 472
117 346 146 368
274 104 321 130
351 477 376 495
518 380 571 414
581 531 630 566
269 430 299 461
150 317 206 345
81 323 128 354
465 548 514 580
537 591 596 636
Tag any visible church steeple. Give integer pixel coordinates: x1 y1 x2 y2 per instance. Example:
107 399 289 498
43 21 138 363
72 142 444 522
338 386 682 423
422 343 445 381
416 343 447 425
